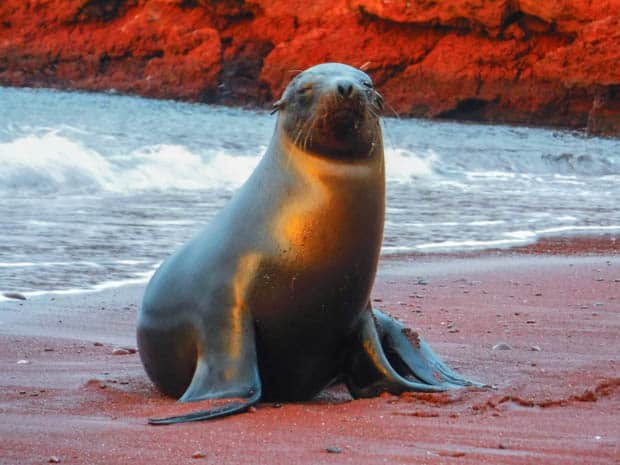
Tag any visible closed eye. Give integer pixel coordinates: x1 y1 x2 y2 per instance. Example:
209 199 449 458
297 84 313 95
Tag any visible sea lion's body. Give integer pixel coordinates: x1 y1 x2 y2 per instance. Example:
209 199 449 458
138 63 479 424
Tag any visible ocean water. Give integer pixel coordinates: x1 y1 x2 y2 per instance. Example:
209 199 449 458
1 87 619 299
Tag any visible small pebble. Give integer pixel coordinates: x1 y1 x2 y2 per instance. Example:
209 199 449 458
49 457 61 464
530 345 541 352
16 359 30 364
526 320 536 324
112 348 130 356
373 298 383 302
2 292 26 300
498 442 510 450
93 342 104 347
248 406 257 413
534 293 543 297
326 447 342 454
191 451 206 459
438 451 466 458
44 348 54 352
272 403 282 408
492 343 511 351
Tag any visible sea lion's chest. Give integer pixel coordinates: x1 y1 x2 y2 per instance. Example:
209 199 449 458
247 154 385 332
272 150 384 267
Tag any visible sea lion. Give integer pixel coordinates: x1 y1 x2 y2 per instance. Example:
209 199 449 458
137 62 480 424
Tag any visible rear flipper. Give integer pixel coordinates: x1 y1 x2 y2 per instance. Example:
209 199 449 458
372 308 485 388
346 306 484 398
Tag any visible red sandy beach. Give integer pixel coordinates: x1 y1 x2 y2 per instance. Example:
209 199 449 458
1 237 618 465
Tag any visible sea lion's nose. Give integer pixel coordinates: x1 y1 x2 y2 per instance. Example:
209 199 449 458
336 79 354 98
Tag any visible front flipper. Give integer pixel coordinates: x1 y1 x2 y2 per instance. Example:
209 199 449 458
148 303 262 425
148 365 261 425
346 307 483 398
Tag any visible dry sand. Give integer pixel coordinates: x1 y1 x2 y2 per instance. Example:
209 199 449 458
1 238 619 465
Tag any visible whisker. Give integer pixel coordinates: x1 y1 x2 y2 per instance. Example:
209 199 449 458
367 105 380 119
384 100 401 120
380 114 397 154
302 112 319 152
293 119 305 148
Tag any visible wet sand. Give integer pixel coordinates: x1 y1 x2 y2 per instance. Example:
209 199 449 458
1 238 619 465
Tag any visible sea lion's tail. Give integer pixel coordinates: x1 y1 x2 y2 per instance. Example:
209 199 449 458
148 387 262 425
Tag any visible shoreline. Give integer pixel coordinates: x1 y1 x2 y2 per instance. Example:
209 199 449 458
383 234 620 262
1 237 618 464
3 235 618 303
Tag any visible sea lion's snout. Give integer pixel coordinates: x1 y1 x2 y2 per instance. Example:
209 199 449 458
326 76 367 113
336 79 354 98
321 77 366 124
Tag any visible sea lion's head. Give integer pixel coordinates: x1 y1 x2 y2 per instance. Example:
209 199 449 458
273 63 384 159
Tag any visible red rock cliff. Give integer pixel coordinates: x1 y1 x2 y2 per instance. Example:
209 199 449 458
1 0 618 134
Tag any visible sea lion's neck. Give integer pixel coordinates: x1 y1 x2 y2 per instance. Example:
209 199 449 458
271 124 385 183
265 123 385 271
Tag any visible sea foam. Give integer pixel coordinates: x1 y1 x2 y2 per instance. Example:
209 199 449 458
0 132 261 194
0 132 438 194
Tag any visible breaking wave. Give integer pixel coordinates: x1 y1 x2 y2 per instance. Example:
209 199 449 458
0 132 441 194
0 133 261 194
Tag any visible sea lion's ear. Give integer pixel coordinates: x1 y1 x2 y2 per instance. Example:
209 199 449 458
271 99 285 115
